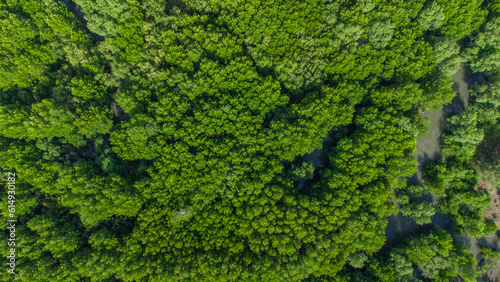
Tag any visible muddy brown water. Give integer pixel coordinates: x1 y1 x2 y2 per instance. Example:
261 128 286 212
385 63 500 280
387 63 472 239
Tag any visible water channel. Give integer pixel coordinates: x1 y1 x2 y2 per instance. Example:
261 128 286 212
386 63 500 281
386 63 473 240
57 0 104 40
302 63 500 280
48 3 500 279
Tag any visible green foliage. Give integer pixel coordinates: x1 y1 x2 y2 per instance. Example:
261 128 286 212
26 213 82 258
25 99 84 146
471 82 500 110
397 185 436 225
74 106 113 138
70 76 108 101
371 83 422 112
423 0 500 244
74 0 129 37
110 114 159 160
417 1 445 31
442 107 485 160
466 16 500 75
0 12 55 90
436 0 487 40
287 158 315 182
432 40 464 77
397 112 429 139
423 159 448 195
419 76 456 111
0 0 492 280
475 120 500 187
462 4 500 191
478 244 500 274
429 159 494 238
365 228 479 281
0 105 29 139
347 252 369 269
55 161 143 227
35 138 63 161
368 20 395 49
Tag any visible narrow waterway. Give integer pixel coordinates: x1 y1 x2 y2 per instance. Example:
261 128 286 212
384 63 500 281
409 63 472 185
301 132 333 168
386 63 472 240
57 0 104 40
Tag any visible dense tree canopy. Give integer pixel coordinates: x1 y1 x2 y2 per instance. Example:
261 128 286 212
0 0 497 281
